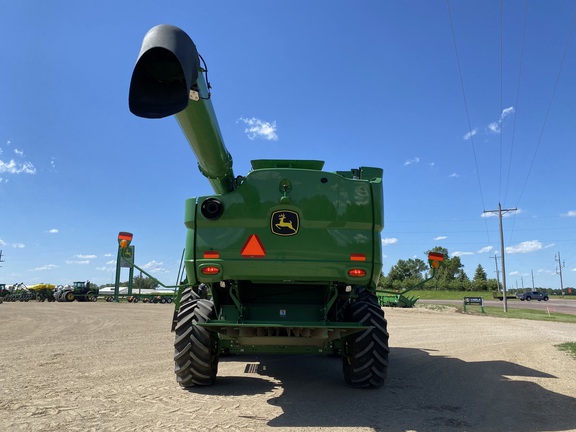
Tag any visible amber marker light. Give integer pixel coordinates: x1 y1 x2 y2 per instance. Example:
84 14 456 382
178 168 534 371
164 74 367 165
204 251 220 259
350 253 366 261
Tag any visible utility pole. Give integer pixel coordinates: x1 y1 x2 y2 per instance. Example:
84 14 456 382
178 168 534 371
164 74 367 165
491 253 501 292
555 252 565 297
531 269 535 290
0 250 4 268
483 203 517 312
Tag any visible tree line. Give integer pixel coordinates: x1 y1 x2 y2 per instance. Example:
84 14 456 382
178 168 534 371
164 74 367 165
379 246 501 292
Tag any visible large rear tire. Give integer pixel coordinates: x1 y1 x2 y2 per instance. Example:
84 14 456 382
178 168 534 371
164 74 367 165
174 296 219 387
342 295 389 388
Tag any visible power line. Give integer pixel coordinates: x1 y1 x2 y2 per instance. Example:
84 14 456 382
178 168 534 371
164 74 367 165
514 8 576 208
555 252 566 297
503 0 528 206
483 203 517 312
446 0 491 247
499 0 503 201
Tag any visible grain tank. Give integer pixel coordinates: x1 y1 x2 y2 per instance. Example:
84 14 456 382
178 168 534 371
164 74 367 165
129 25 388 388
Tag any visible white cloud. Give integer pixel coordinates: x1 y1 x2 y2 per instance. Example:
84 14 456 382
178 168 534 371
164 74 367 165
0 159 36 175
477 246 493 253
48 228 59 234
76 254 97 259
561 210 576 217
34 264 57 271
463 129 477 140
142 260 168 274
449 173 460 178
106 260 116 265
66 260 90 265
104 253 113 257
501 106 515 119
506 240 542 254
488 122 499 133
381 237 398 246
404 157 420 166
452 251 474 257
14 148 24 156
97 266 115 272
434 236 447 240
487 106 515 134
0 239 6 246
238 117 278 141
12 243 25 248
509 270 520 276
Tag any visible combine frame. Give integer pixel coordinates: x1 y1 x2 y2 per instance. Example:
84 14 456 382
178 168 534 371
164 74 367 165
126 25 442 388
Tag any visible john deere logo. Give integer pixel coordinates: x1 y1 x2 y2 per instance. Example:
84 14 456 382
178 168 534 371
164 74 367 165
271 211 299 236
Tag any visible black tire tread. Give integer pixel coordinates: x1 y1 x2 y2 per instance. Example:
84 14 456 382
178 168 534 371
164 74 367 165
342 296 389 388
174 291 218 387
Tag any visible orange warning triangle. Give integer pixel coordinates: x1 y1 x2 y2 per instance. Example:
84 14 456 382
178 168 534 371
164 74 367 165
241 234 266 257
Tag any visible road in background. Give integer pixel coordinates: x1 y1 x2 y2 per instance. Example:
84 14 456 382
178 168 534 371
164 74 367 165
419 298 576 315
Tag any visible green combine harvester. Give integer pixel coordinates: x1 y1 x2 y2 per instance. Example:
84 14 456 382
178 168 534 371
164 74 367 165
128 25 442 388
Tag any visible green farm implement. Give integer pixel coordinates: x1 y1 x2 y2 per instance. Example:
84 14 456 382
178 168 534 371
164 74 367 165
0 283 35 302
55 281 99 302
376 252 444 308
27 284 57 302
127 25 442 388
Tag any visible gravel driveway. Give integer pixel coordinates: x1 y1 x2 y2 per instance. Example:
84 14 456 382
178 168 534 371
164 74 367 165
1 302 575 431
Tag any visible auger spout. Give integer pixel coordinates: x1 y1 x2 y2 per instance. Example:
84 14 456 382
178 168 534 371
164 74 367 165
129 24 234 194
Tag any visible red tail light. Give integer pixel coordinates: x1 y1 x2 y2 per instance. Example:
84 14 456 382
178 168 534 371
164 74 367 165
201 266 220 275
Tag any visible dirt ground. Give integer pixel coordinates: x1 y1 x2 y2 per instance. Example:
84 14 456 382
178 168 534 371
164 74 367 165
1 302 575 432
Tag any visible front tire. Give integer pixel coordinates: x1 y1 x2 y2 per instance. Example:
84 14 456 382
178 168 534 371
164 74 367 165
174 296 219 387
342 296 389 388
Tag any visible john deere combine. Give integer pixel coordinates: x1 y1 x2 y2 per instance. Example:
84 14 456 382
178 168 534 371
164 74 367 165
128 25 442 388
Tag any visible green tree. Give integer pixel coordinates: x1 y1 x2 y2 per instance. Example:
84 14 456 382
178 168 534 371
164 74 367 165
387 258 427 282
473 264 488 291
131 275 158 290
427 246 466 290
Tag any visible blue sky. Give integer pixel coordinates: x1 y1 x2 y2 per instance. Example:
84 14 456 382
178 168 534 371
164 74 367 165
1 1 575 289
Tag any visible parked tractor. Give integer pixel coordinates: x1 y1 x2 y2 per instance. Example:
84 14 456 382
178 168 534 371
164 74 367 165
128 25 441 388
55 281 99 302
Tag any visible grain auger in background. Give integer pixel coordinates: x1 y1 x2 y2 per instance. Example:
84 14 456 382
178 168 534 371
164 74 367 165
129 25 439 389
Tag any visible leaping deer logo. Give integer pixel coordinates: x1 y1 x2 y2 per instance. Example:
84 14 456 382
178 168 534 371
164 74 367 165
271 211 299 236
275 213 296 232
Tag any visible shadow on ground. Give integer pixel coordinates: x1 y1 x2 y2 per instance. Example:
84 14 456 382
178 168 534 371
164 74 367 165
195 347 575 431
